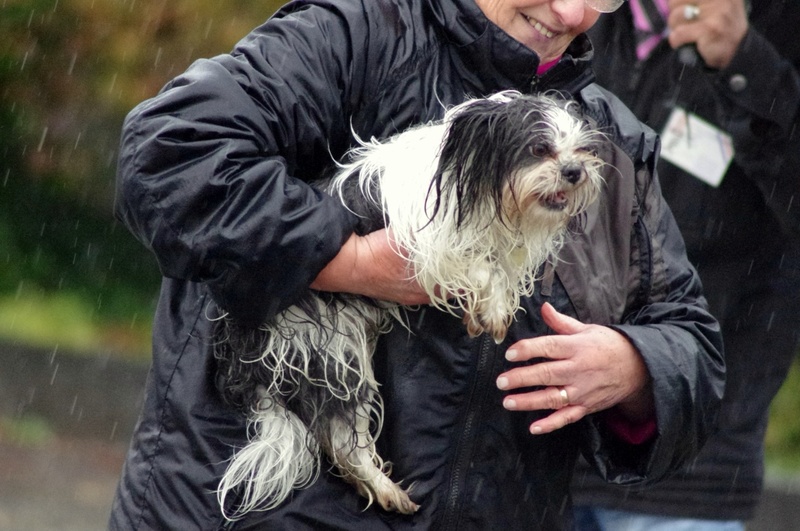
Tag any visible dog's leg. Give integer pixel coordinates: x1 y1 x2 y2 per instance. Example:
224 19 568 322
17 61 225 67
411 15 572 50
462 259 514 344
326 399 419 514
318 324 418 516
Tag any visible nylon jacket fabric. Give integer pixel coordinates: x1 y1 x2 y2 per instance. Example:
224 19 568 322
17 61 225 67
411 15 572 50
109 0 724 529
572 0 800 521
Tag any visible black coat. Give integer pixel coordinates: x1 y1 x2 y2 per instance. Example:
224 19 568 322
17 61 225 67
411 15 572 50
573 0 800 521
110 1 724 529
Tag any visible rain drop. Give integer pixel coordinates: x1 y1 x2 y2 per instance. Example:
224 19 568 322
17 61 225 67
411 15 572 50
50 363 59 385
67 52 77 76
37 126 48 152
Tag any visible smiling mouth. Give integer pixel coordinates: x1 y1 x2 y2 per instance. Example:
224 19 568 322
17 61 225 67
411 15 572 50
524 15 555 39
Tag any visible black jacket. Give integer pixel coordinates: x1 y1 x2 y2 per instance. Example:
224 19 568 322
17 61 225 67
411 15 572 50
110 1 724 529
572 0 800 521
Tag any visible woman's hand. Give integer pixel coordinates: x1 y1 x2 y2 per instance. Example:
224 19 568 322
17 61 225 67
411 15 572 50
667 0 749 69
496 302 654 435
310 229 432 305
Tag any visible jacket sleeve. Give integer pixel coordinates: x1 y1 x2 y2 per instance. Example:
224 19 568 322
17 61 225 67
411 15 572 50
709 20 800 240
114 5 362 327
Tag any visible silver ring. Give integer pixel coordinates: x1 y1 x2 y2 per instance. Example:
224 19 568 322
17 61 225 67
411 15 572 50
559 388 569 406
683 4 701 21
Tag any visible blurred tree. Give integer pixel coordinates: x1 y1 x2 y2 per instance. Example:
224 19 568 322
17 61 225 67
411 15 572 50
0 0 283 356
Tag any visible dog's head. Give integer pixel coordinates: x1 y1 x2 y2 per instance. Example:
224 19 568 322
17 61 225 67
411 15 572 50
430 91 605 230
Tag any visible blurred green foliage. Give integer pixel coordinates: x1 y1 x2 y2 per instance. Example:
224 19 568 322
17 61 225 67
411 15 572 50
0 0 284 356
765 360 800 471
0 413 54 447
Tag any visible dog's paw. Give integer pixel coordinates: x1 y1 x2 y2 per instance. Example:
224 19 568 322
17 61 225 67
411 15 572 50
490 326 507 345
352 472 419 514
376 484 419 515
463 309 509 344
463 312 485 338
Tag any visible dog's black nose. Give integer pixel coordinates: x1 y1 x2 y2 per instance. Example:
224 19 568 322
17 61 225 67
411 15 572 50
561 165 583 185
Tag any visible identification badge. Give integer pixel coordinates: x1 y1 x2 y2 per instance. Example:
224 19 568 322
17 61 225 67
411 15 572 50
659 107 734 188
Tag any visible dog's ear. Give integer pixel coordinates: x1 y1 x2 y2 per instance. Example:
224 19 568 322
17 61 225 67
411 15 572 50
430 97 523 228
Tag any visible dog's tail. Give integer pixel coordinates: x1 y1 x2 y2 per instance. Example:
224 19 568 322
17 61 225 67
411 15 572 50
218 392 319 519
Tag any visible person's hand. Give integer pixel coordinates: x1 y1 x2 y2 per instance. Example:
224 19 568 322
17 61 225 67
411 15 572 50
310 228 432 305
496 302 654 435
667 0 748 69
666 0 749 69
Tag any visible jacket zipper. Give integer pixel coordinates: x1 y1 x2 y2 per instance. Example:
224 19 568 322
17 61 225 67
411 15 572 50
632 215 654 308
441 335 497 530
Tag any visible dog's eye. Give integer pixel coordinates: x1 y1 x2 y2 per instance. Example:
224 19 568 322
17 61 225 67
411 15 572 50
577 145 599 157
530 142 551 158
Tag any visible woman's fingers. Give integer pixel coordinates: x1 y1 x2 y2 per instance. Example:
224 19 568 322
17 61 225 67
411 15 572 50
529 405 589 435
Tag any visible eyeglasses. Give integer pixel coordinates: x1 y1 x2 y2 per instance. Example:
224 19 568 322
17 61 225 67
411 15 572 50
585 0 627 13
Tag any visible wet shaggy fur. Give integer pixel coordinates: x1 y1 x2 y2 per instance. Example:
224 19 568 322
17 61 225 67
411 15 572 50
213 91 606 519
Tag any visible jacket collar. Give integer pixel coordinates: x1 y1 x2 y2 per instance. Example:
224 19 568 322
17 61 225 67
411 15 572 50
425 0 596 95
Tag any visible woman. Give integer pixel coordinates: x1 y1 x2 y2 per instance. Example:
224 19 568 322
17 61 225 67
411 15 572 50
109 0 724 529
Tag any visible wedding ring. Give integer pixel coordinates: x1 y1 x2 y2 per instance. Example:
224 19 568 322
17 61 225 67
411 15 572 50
559 388 569 406
683 4 701 21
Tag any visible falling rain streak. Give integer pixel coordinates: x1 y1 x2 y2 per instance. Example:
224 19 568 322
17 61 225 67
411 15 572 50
37 126 48 152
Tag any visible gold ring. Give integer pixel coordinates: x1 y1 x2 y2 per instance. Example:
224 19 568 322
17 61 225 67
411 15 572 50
683 4 700 21
559 388 569 406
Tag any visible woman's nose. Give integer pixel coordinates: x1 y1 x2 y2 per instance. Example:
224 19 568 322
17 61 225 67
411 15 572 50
550 0 587 28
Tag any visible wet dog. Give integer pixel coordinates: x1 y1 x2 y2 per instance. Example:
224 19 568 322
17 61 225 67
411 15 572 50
214 91 605 518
